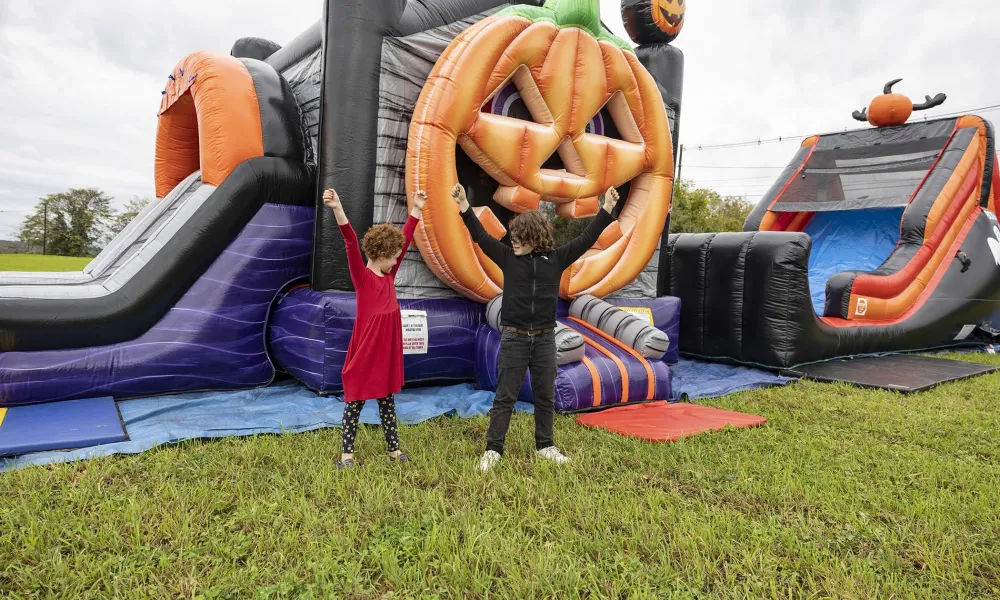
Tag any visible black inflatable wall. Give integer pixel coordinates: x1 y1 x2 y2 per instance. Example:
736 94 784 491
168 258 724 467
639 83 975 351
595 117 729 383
635 44 684 296
310 0 544 292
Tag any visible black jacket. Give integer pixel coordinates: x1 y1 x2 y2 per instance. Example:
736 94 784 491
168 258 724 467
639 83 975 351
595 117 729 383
460 207 615 330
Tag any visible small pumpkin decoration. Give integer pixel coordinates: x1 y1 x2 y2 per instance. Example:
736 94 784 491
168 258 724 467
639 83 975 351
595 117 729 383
852 79 947 128
407 0 674 302
621 0 686 45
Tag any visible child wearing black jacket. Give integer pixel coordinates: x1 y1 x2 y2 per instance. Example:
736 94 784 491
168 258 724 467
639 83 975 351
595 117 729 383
451 183 619 471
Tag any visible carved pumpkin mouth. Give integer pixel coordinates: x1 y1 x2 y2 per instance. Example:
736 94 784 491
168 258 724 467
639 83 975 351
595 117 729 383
659 7 683 27
456 80 633 222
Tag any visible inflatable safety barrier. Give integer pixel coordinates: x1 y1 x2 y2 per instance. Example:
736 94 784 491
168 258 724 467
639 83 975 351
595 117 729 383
569 295 670 359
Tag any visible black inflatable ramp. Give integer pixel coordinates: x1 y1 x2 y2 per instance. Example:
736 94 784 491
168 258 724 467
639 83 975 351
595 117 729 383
785 354 998 393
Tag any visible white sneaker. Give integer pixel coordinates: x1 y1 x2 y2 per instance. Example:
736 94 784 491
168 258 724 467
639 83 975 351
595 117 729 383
536 446 570 464
478 450 501 472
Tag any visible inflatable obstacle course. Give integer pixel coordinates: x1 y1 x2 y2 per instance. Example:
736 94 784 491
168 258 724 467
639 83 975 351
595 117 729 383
0 0 683 412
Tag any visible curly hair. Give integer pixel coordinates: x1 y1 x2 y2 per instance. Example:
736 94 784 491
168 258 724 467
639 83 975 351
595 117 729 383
508 211 555 253
361 223 406 261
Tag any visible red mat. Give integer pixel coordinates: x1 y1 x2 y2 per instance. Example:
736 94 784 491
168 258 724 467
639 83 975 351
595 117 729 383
576 402 766 443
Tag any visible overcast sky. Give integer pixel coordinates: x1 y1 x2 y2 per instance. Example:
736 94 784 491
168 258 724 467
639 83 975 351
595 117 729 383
1 0 998 239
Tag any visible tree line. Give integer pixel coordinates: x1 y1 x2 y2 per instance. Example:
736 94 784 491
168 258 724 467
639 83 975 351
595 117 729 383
12 180 754 258
546 179 756 247
16 189 150 257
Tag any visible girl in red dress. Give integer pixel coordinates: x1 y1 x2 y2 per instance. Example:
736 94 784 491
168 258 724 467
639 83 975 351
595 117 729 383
322 187 426 469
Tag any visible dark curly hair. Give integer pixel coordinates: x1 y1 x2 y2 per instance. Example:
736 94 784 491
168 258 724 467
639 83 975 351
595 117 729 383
508 211 555 253
361 223 406 261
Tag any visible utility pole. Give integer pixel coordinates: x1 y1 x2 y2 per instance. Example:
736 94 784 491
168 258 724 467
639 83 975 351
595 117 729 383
41 199 48 256
675 143 684 183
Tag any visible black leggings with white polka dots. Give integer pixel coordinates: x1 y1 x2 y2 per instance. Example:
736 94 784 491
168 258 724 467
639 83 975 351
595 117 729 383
341 395 400 455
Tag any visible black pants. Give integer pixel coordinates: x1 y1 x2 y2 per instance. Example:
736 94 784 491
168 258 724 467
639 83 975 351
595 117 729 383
342 395 401 454
486 330 557 455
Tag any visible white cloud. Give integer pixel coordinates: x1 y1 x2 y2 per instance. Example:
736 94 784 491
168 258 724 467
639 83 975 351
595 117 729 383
0 0 998 239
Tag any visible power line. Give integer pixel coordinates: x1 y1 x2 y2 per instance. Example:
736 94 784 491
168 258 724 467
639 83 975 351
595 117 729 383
682 164 787 170
685 102 1000 151
689 175 780 183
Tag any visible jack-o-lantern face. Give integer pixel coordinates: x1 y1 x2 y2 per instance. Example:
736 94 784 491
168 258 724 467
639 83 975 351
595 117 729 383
652 0 685 37
406 0 674 302
621 0 686 45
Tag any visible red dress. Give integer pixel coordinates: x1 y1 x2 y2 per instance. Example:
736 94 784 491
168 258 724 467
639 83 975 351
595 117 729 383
339 216 417 402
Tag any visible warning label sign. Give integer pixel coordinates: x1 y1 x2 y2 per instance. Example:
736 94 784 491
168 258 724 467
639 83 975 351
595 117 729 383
401 310 428 355
619 307 654 326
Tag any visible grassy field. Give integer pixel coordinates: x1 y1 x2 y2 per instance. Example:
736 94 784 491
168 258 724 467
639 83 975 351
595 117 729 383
0 253 91 272
2 353 999 599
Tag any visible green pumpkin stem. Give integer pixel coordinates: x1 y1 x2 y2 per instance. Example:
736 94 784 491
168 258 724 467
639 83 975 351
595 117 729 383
498 0 632 51
543 0 601 37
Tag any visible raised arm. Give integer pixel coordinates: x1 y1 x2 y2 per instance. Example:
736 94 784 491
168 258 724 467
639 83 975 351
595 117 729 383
390 191 426 276
555 187 619 268
324 188 365 288
452 184 512 267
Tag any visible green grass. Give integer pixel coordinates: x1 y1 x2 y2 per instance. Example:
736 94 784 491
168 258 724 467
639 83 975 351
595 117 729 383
2 353 1000 599
0 253 92 272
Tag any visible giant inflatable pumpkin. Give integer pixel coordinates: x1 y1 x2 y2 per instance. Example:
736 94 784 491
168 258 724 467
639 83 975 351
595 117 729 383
406 0 675 302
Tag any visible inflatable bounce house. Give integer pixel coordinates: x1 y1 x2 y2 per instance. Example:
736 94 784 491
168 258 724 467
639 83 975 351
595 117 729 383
0 0 689 412
2 0 998 418
665 81 1000 368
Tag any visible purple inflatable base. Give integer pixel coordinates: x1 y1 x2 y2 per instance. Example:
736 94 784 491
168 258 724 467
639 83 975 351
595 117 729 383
270 289 681 412
268 290 483 394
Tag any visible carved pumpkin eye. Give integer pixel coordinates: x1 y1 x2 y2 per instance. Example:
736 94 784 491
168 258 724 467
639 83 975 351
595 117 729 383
486 82 606 136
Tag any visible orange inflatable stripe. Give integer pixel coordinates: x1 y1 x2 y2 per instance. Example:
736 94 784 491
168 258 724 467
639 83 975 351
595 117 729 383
568 317 655 400
784 211 814 233
581 356 603 407
992 152 1000 215
923 135 980 242
572 325 630 403
155 51 264 197
851 162 980 300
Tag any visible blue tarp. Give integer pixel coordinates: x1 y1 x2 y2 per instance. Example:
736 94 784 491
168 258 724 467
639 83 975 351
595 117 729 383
803 208 905 315
1 360 793 471
670 359 794 400
1 383 532 471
